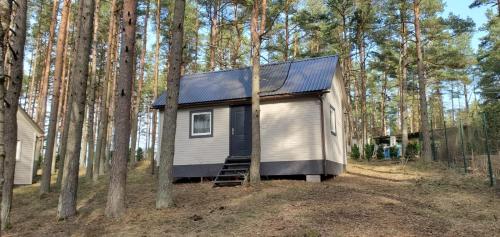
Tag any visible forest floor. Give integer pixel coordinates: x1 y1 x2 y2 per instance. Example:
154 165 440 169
4 159 499 237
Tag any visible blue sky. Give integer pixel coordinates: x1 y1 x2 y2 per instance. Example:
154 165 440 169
439 1 492 113
442 0 490 51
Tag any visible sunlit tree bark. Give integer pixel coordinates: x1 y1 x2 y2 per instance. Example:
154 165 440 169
130 0 150 167
40 0 72 195
156 0 185 208
95 0 118 181
106 0 137 217
57 0 95 219
36 0 59 128
249 0 267 184
1 0 27 229
413 0 432 161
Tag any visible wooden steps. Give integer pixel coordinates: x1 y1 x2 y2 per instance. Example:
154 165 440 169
213 156 250 187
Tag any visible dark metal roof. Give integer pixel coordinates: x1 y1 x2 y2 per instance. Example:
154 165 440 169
152 55 339 108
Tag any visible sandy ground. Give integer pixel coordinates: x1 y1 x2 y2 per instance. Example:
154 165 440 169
3 160 499 237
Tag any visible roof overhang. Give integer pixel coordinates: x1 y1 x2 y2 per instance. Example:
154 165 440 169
153 90 327 110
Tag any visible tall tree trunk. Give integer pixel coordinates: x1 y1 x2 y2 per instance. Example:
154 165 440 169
357 25 367 158
249 0 266 184
40 0 71 195
193 15 200 71
1 0 27 229
26 38 40 114
137 113 142 149
54 25 70 175
57 0 95 219
103 46 119 175
56 49 73 188
0 0 13 188
95 0 117 181
293 33 298 58
104 40 120 174
156 0 185 209
497 0 500 16
151 0 161 174
36 0 59 128
371 96 376 136
208 0 219 70
26 1 44 115
145 108 150 151
463 82 469 114
106 0 137 217
0 3 13 233
230 0 241 67
55 0 72 187
130 0 150 167
284 0 289 61
55 13 73 189
217 8 224 69
92 65 103 179
86 0 100 179
345 59 354 145
399 1 408 158
380 72 387 136
80 107 89 168
339 7 354 145
353 55 361 146
413 0 431 161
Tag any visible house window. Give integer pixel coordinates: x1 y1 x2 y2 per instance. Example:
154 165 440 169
16 140 21 161
330 106 337 136
190 110 213 138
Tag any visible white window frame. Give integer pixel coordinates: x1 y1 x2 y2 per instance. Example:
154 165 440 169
16 140 22 161
330 106 337 136
190 110 213 137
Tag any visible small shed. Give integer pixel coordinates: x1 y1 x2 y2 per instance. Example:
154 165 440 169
15 108 43 185
152 55 349 184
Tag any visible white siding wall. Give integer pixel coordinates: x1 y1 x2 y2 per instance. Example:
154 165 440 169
158 99 324 166
158 106 230 165
15 110 37 184
323 69 347 165
261 98 323 162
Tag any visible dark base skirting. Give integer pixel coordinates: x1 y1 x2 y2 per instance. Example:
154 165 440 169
325 160 345 175
173 163 223 177
173 160 344 177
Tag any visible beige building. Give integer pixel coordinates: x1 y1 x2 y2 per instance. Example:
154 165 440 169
15 108 43 185
152 56 348 185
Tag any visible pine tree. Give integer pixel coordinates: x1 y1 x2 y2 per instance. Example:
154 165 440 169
57 0 95 219
130 0 151 167
35 0 59 128
0 0 12 191
249 0 267 184
95 0 118 181
156 0 185 208
413 0 432 161
86 0 101 179
398 0 409 158
26 1 44 115
354 1 370 158
40 0 72 195
150 0 161 174
106 0 138 217
1 0 27 229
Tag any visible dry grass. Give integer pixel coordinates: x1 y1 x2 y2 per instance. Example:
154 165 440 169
3 160 499 237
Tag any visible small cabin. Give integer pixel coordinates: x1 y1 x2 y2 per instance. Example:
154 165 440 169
152 55 348 183
15 108 43 184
